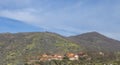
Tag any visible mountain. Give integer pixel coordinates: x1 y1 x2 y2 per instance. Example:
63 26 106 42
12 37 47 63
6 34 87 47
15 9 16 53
0 32 82 65
0 31 120 65
68 32 120 52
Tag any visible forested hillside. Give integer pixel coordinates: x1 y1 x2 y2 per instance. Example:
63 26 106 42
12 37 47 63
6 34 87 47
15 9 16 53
0 32 120 65
0 32 82 65
68 32 120 52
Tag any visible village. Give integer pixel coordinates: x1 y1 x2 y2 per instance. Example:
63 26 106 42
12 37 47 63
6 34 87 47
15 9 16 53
26 51 105 65
39 52 90 61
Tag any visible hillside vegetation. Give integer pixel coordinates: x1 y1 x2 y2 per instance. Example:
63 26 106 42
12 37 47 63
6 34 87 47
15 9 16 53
0 32 82 65
68 32 120 52
0 32 120 65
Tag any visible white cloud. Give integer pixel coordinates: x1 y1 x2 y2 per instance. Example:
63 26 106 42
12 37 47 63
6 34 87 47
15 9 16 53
0 9 40 24
0 0 120 40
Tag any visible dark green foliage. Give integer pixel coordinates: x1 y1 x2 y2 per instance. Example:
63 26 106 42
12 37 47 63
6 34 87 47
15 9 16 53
0 32 120 65
25 60 120 65
68 32 120 52
63 56 69 60
0 32 82 65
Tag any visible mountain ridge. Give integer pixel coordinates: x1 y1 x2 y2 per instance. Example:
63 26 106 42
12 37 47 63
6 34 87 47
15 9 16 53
68 31 120 52
0 32 82 65
0 31 120 65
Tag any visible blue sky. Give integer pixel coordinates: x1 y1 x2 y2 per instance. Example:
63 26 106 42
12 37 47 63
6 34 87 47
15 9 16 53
0 17 43 32
0 0 120 40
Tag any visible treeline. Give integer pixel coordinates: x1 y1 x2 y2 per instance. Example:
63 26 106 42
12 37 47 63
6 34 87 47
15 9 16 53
24 59 120 65
24 53 120 65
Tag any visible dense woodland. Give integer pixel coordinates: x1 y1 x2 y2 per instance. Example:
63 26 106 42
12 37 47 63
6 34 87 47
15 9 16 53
0 32 120 65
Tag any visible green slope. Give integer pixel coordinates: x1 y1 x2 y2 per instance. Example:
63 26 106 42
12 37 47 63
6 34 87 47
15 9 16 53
68 32 120 52
0 32 82 65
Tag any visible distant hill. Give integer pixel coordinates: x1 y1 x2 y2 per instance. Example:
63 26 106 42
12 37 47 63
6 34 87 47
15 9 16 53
68 32 120 52
0 31 120 65
0 32 81 65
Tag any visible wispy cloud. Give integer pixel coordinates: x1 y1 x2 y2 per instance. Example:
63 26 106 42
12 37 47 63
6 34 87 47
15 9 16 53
0 0 120 40
0 9 38 23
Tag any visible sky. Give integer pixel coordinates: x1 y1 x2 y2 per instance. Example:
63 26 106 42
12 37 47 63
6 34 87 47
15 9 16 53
0 0 120 40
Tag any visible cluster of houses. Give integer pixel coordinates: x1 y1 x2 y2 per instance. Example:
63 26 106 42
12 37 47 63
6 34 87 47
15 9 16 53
27 51 105 65
38 52 90 61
